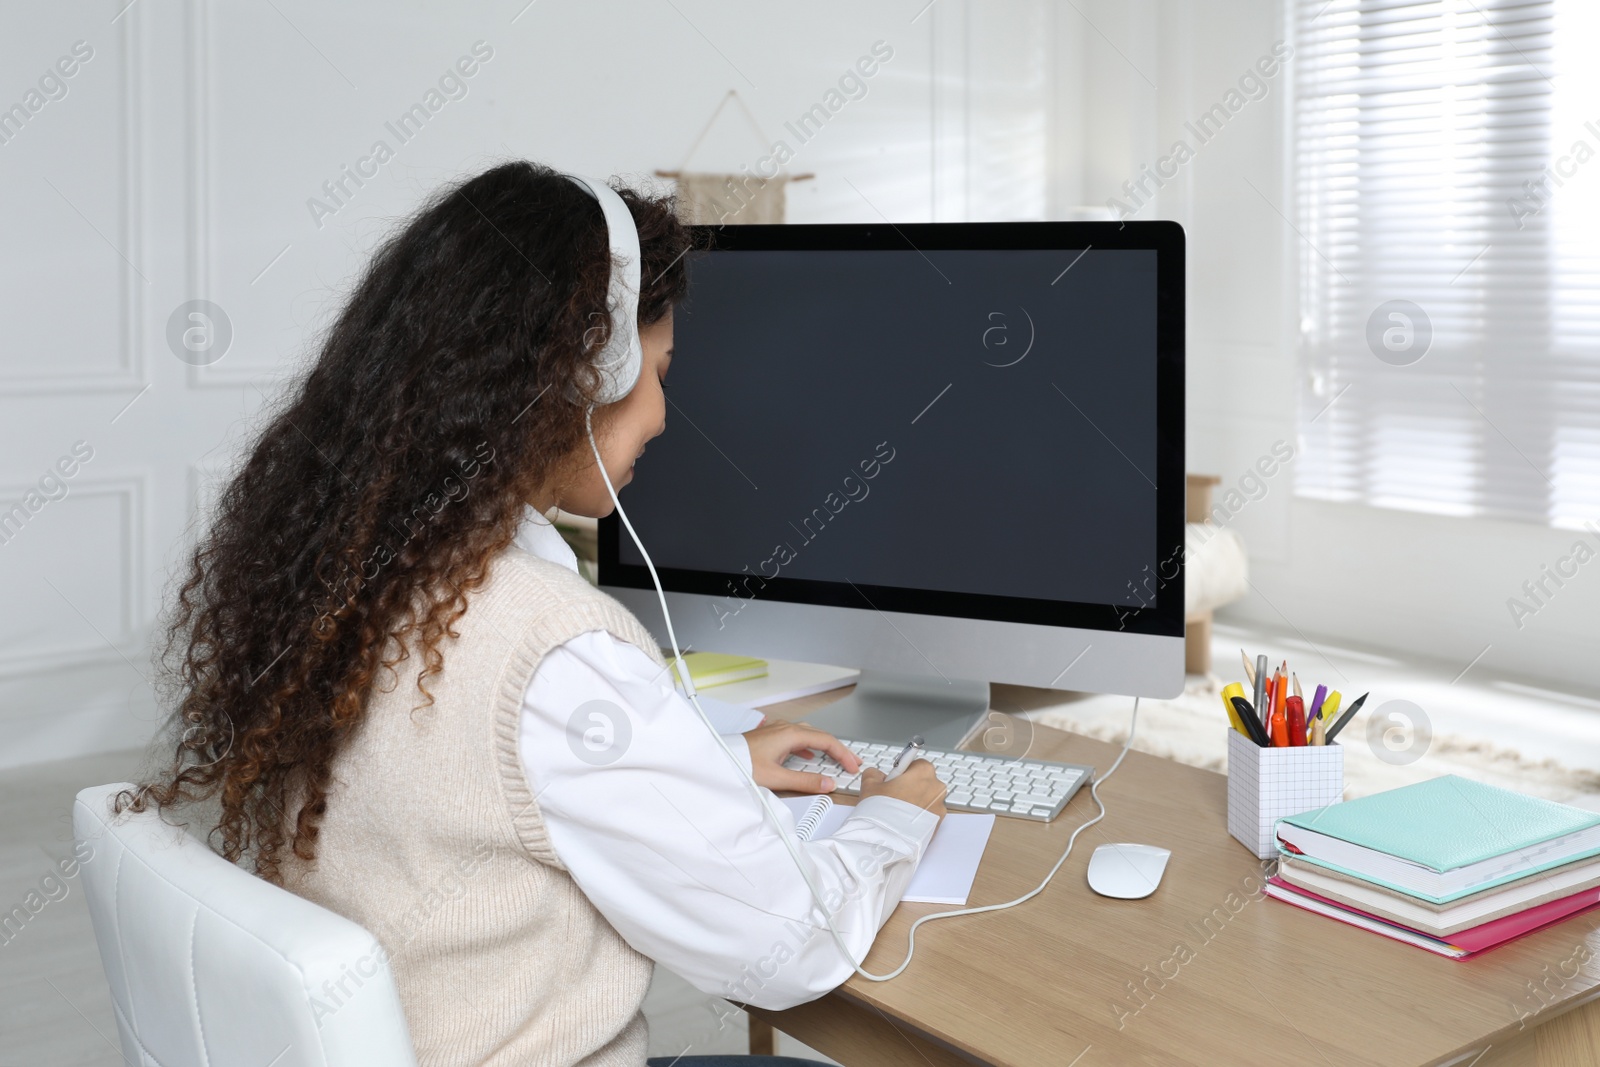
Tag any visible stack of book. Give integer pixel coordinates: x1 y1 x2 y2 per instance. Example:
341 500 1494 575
1267 775 1600 959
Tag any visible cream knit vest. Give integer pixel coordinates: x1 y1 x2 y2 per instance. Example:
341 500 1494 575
284 545 666 1066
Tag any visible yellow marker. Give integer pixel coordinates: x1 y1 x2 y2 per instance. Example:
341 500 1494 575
1320 690 1342 725
1221 682 1249 738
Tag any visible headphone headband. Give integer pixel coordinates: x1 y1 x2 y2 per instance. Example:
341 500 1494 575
565 174 644 405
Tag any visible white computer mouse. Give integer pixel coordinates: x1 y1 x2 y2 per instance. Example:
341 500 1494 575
1086 842 1171 899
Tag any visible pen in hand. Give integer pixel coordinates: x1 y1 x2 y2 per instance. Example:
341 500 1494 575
885 735 926 780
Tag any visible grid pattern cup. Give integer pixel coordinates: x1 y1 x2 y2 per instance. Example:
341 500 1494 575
1226 728 1345 859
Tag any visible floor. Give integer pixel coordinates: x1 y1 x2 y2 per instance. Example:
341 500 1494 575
0 748 145 1067
6 616 1596 1065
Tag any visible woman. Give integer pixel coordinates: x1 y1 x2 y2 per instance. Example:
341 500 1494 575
124 160 946 1067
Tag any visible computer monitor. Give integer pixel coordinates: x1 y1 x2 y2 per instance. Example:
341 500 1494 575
600 221 1186 748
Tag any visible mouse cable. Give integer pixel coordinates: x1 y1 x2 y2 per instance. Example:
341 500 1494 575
587 411 1141 985
853 696 1138 981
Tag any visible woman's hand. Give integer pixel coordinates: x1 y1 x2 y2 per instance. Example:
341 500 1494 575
859 761 947 820
742 719 862 794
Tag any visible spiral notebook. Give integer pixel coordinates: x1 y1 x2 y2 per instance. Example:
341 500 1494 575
779 795 994 906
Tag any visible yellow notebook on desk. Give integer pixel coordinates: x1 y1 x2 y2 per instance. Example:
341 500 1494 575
677 651 768 688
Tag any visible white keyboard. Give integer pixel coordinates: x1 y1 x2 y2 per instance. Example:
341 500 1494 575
783 739 1094 822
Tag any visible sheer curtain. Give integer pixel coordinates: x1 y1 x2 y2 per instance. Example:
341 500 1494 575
1291 0 1600 530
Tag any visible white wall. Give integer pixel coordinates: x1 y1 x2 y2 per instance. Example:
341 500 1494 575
3 0 1591 771
0 0 1078 769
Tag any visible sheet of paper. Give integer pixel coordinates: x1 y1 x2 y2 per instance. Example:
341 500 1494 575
778 797 995 906
902 812 995 905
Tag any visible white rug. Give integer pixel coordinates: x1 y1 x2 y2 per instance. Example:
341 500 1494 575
997 678 1600 808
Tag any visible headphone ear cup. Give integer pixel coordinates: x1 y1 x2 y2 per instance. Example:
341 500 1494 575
568 328 640 406
590 334 642 405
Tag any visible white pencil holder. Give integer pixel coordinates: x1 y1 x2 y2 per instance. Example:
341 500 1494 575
1225 728 1345 859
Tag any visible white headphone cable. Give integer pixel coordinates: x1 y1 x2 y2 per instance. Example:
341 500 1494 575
585 411 871 972
586 408 1141 983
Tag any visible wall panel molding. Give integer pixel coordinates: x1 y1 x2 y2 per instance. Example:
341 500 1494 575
184 0 294 389
0 473 148 679
1 6 146 394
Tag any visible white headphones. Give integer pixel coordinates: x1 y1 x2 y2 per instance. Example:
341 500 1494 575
564 174 644 406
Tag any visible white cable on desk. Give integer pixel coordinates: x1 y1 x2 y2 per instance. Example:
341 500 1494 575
855 697 1139 981
588 409 1142 984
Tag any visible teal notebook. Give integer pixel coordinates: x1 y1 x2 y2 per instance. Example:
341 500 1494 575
1276 775 1600 905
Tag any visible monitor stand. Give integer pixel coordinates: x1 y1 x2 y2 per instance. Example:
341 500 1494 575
800 670 989 751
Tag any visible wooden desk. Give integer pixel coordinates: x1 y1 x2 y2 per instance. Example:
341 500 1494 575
748 690 1600 1067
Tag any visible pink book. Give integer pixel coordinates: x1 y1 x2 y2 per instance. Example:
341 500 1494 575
1265 876 1600 959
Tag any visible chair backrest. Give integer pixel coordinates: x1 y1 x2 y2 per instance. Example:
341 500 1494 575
73 783 417 1067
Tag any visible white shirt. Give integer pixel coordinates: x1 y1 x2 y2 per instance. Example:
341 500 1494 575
513 506 939 1010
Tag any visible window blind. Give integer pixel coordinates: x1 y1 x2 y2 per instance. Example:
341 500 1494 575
1291 0 1600 529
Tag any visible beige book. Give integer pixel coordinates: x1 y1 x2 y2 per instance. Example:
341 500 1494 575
1277 853 1600 937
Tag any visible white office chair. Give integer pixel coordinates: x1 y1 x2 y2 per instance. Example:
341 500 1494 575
73 783 417 1067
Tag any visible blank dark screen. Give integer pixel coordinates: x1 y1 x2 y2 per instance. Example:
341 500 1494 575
618 247 1159 609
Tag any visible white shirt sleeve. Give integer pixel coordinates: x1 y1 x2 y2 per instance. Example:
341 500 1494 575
518 630 940 1010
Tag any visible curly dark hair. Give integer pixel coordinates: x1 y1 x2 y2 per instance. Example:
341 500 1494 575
119 161 693 883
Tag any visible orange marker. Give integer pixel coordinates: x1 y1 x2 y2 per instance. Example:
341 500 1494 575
1270 705 1289 746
